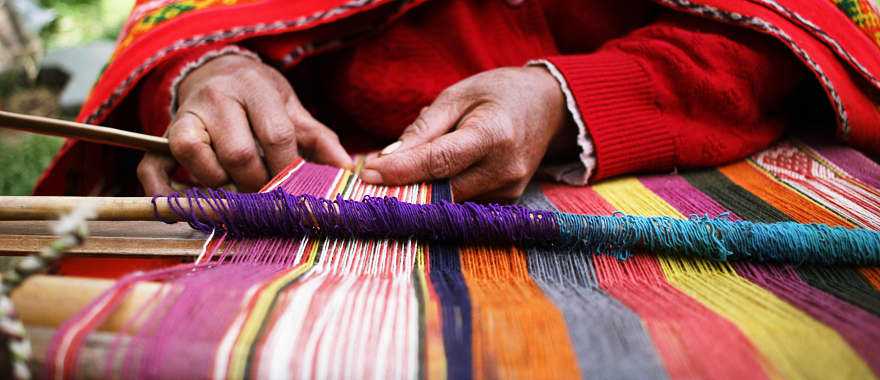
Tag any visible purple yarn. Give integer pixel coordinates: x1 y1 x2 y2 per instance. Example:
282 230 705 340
162 188 560 245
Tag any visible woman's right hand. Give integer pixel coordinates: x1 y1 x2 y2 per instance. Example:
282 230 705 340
137 54 351 195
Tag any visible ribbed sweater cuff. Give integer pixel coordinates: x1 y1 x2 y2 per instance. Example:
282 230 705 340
545 53 674 180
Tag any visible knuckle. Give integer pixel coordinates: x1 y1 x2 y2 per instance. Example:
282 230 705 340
405 115 431 137
136 160 153 180
196 85 227 104
319 128 342 143
485 119 516 148
169 132 202 159
291 113 319 131
426 143 456 179
506 161 531 181
238 68 270 87
222 145 258 168
263 128 296 149
201 173 227 188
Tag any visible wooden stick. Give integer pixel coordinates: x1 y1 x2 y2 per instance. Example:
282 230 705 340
0 196 189 221
0 110 171 154
0 221 206 257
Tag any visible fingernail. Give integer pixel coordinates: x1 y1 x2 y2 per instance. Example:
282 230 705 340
359 169 383 184
380 141 402 156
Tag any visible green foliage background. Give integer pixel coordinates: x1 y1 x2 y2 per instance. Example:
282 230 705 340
0 135 64 195
38 0 133 48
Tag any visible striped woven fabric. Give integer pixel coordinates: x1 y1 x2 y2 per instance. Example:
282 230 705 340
47 138 880 379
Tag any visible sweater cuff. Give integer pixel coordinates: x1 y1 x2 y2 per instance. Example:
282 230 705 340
544 53 674 180
137 45 260 136
528 59 596 185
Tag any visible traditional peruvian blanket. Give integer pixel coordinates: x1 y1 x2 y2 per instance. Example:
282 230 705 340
45 138 880 379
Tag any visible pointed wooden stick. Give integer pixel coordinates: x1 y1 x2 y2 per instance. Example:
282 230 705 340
0 110 171 154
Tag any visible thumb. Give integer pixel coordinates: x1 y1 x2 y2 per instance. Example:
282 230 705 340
380 90 469 156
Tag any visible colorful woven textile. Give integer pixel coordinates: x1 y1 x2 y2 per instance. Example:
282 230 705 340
47 139 880 379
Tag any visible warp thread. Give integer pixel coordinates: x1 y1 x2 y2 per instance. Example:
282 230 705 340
157 188 880 265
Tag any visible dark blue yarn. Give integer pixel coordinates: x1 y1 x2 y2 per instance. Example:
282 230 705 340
428 182 473 380
428 243 473 380
159 189 880 265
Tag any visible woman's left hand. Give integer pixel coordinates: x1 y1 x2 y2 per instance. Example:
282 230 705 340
360 66 574 201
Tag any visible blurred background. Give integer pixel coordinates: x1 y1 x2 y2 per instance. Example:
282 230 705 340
0 0 132 195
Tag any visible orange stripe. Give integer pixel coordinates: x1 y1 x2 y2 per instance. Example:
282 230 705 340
459 245 580 379
860 269 880 290
719 161 854 226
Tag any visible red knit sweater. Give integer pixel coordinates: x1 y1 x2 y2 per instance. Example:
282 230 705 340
138 0 804 182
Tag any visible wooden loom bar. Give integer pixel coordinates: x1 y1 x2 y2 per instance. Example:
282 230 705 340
0 221 206 257
0 110 171 154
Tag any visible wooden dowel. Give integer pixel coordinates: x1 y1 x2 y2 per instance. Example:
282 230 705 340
12 275 159 332
0 196 188 221
0 110 171 154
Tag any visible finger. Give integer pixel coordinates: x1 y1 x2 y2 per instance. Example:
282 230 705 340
137 153 177 196
361 126 487 185
447 163 529 202
199 96 269 192
297 126 353 169
167 111 229 187
242 84 300 174
381 89 473 155
287 97 352 169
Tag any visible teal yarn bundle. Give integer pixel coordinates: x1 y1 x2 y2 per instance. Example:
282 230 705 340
557 212 880 265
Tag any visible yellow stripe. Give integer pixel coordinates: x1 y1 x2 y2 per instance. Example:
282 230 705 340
227 242 321 380
417 245 448 380
593 177 875 380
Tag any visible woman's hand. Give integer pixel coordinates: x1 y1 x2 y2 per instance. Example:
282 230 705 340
137 54 351 195
360 67 573 201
